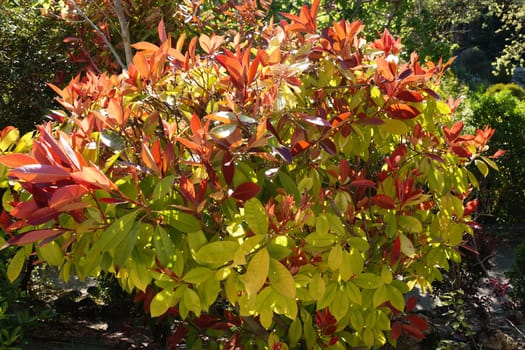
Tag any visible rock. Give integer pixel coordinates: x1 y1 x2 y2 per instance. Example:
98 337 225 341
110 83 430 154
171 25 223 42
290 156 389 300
481 330 519 350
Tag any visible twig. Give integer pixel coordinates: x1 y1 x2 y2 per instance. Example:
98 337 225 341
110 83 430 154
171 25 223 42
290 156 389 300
69 0 127 71
506 318 525 338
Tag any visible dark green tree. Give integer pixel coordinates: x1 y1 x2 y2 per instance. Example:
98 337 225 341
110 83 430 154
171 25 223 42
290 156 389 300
0 0 73 133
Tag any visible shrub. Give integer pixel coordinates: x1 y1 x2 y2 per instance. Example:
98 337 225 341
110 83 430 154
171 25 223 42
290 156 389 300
468 88 525 223
485 83 525 100
0 1 501 348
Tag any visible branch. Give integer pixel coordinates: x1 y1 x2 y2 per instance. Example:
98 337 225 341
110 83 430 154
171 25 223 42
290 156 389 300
113 0 132 66
69 0 127 71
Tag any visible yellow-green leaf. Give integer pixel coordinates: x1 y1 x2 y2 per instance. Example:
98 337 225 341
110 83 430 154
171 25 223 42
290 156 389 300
183 288 202 317
387 285 405 311
373 284 388 308
288 317 302 346
150 289 174 317
328 244 343 271
308 273 326 300
194 241 239 268
241 248 269 297
244 198 269 236
38 241 63 267
7 249 25 283
399 233 416 258
269 258 296 299
183 267 214 284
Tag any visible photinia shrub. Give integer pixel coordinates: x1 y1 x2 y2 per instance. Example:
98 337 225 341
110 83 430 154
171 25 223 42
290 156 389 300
0 1 503 348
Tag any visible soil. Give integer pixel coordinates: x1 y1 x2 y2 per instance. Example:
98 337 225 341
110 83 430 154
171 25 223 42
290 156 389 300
18 226 525 350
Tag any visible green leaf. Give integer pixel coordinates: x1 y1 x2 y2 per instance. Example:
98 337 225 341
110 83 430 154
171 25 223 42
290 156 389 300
387 285 405 312
381 119 409 135
183 288 202 317
288 317 303 346
91 210 140 256
269 258 296 299
114 221 141 267
183 267 215 284
271 288 298 319
481 156 499 171
347 237 370 252
339 249 364 281
308 273 326 300
188 230 207 256
399 215 422 233
153 225 176 266
7 249 25 283
328 244 343 271
150 289 174 317
330 288 349 321
244 198 269 235
241 248 269 297
37 241 63 267
152 175 175 199
353 273 384 289
161 210 201 233
373 284 388 308
278 170 300 202
475 159 489 177
317 282 337 310
345 281 362 305
304 231 335 247
349 308 364 332
194 241 239 268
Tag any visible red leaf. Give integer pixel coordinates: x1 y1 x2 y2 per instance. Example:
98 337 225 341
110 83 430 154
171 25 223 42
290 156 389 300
8 229 66 246
490 149 506 159
402 324 425 339
0 154 38 168
371 194 396 209
406 296 418 313
451 145 472 158
49 184 89 211
230 182 260 201
391 321 403 340
349 179 375 188
339 159 350 182
408 314 429 331
390 235 401 267
320 139 337 155
443 121 464 142
386 104 420 119
222 152 235 186
395 90 423 102
9 164 70 183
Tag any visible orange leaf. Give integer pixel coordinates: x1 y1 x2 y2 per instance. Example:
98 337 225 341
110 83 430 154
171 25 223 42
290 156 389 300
132 52 150 80
215 54 245 88
131 42 160 52
0 154 38 168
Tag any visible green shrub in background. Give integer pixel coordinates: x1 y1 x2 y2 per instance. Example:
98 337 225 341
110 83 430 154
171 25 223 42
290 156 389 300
468 86 525 223
485 83 525 100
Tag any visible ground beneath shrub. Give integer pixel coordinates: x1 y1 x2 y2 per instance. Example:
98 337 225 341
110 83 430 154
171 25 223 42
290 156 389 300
20 226 525 350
